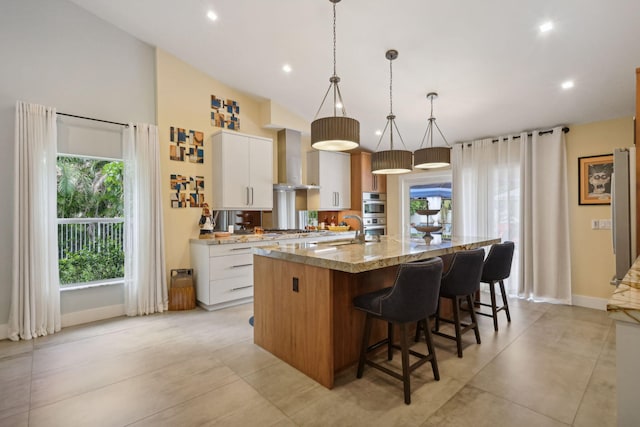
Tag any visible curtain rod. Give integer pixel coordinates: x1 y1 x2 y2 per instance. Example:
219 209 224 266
487 126 569 144
57 112 129 127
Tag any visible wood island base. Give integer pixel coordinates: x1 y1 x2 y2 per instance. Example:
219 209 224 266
253 255 398 389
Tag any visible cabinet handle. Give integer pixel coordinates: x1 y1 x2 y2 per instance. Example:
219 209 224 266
251 187 254 206
230 247 252 251
231 263 253 269
373 175 377 191
246 187 250 205
231 285 253 291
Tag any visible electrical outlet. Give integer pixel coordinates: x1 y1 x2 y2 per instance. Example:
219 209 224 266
292 277 299 292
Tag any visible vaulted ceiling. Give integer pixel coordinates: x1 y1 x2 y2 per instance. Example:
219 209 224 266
70 0 640 150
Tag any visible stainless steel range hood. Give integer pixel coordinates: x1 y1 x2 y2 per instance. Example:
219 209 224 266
272 129 317 230
273 129 319 190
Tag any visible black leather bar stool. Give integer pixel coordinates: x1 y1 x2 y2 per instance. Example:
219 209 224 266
475 241 515 331
431 248 485 358
354 258 443 405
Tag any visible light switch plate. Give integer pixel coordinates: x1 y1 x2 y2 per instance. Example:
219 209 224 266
591 219 599 229
600 219 612 229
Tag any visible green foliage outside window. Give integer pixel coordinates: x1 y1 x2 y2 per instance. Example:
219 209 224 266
409 199 429 216
58 239 124 285
57 157 124 285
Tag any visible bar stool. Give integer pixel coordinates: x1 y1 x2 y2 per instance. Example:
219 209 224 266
431 249 485 358
354 258 443 405
475 241 515 331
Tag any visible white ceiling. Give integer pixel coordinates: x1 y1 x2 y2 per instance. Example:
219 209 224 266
70 0 640 151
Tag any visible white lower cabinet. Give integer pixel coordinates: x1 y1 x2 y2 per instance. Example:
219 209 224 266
190 233 356 311
191 240 272 311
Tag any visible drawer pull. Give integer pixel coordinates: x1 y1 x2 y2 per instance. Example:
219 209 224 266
229 247 252 251
231 263 253 269
231 285 253 291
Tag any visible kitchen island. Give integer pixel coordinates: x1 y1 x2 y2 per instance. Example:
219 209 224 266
253 235 500 388
607 257 640 426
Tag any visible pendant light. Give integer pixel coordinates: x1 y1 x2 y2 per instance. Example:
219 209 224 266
371 49 413 175
310 0 359 151
413 92 451 169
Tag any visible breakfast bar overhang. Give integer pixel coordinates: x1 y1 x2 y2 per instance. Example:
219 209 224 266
253 235 500 388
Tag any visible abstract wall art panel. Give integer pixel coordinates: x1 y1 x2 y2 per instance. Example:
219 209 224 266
170 127 204 163
211 95 240 130
170 174 206 208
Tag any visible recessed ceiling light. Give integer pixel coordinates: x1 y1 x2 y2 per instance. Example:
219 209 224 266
282 64 292 73
375 130 382 136
561 80 574 90
539 21 553 33
207 10 218 21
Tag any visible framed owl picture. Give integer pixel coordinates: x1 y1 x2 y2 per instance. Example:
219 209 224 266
578 154 613 205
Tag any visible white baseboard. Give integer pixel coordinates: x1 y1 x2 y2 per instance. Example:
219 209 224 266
572 294 608 311
0 305 125 340
61 304 125 328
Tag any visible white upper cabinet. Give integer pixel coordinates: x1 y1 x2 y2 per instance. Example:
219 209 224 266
307 150 351 211
211 130 273 210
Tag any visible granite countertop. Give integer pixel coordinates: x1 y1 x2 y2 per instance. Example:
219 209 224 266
190 230 355 245
254 235 500 274
607 257 640 324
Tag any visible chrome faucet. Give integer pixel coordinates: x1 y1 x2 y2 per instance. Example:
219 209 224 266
344 214 365 243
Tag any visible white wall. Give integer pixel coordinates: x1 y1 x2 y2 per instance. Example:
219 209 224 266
0 0 156 332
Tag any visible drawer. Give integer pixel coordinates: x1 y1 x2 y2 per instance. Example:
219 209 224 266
209 241 273 257
210 277 253 304
209 253 254 280
209 244 255 257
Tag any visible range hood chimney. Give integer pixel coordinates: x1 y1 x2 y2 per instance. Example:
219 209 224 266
273 129 319 190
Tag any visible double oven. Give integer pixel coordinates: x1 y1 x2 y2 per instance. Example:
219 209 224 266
362 192 386 237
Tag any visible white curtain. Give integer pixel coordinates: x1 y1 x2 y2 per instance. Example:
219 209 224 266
9 101 61 340
453 127 571 302
452 135 521 294
123 123 168 316
519 129 572 303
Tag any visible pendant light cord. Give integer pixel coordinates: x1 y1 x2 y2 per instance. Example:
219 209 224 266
374 52 408 152
333 2 337 78
389 58 393 116
313 1 348 120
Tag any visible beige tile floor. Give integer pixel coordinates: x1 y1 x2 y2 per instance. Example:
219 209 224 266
0 297 616 427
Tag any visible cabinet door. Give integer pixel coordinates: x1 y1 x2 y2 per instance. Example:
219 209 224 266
335 152 351 209
213 132 251 209
307 150 351 210
374 172 387 193
248 137 273 209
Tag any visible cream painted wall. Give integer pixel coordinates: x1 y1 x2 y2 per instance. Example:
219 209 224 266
155 49 279 282
567 116 634 301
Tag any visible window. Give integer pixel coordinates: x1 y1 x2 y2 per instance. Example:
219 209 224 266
409 183 452 240
398 169 452 240
57 155 124 287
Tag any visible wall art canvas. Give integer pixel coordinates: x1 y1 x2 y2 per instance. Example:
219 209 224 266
169 126 187 161
170 127 204 163
211 95 240 130
170 174 205 208
578 154 613 205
